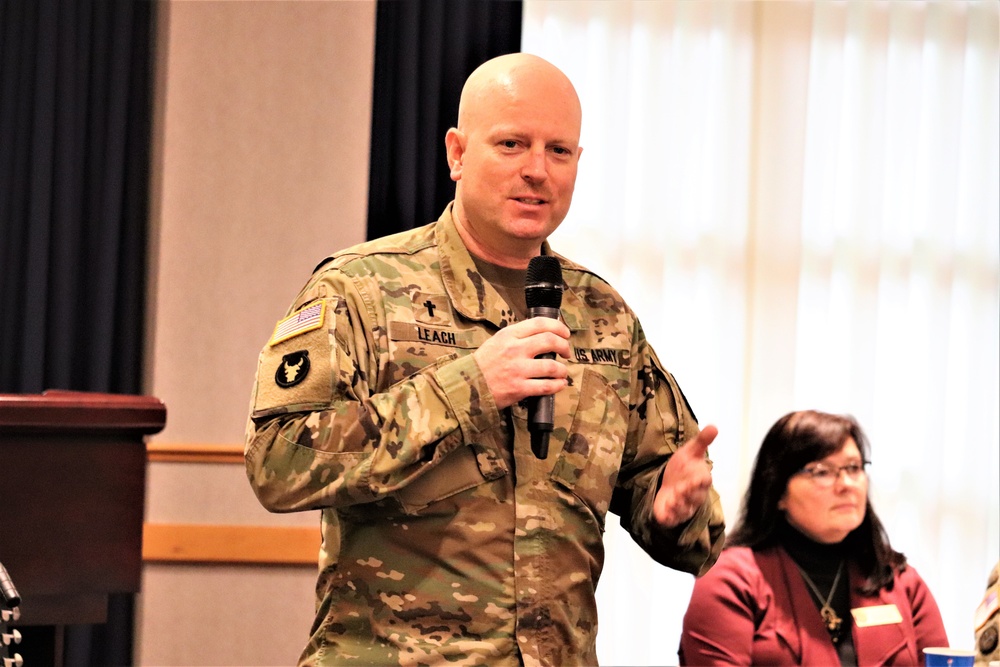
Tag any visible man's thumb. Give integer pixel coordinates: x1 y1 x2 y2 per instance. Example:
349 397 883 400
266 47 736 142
688 424 718 457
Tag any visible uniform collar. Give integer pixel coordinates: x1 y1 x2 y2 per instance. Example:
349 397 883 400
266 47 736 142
436 203 554 329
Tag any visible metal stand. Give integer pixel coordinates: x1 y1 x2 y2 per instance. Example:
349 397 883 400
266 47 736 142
0 562 23 667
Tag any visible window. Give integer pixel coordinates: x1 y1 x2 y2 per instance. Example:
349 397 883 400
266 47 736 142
524 2 999 663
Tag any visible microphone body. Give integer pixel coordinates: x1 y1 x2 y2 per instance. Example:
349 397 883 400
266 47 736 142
524 256 564 459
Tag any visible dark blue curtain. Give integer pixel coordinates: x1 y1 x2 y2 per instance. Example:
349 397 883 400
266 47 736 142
366 0 523 240
0 0 152 397
0 0 155 664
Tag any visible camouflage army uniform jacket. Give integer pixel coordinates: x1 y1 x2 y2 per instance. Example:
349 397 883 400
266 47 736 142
246 206 726 667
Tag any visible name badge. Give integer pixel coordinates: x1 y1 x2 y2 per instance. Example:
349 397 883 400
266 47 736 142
852 604 903 627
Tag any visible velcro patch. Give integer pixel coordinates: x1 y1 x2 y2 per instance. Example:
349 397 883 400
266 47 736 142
270 301 325 346
388 321 480 349
414 292 452 326
573 347 630 368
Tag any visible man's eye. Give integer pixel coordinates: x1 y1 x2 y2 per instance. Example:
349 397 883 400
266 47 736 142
501 140 518 148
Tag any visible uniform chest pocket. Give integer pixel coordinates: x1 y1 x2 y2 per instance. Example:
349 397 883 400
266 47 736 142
549 367 629 528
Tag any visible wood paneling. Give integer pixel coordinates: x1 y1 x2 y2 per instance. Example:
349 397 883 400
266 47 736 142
142 524 319 565
143 445 318 566
146 442 243 464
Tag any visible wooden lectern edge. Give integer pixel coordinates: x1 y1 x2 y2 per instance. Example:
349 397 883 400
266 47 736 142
0 391 167 434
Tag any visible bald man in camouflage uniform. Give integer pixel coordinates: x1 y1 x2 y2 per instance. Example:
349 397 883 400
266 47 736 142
246 53 726 666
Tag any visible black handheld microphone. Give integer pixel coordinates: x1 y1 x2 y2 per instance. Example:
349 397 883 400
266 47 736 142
524 255 564 459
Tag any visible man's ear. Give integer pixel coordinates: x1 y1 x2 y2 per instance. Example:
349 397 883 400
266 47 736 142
444 128 465 182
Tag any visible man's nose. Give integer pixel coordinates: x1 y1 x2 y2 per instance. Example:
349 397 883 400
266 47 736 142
521 147 548 181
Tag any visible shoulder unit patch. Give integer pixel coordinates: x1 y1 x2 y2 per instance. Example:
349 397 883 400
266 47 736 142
275 350 310 388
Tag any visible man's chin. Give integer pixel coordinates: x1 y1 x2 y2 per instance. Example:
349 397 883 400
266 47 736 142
504 216 560 241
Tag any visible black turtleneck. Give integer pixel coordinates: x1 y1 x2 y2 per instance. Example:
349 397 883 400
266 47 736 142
778 519 858 666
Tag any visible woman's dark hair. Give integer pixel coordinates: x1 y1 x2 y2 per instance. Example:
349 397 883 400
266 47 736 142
727 409 906 593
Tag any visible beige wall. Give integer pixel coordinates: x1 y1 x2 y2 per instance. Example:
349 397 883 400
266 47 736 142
141 1 376 664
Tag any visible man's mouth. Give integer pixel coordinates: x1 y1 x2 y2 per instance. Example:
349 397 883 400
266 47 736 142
513 197 546 205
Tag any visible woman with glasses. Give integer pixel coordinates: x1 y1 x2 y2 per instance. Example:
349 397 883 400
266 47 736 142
679 410 947 666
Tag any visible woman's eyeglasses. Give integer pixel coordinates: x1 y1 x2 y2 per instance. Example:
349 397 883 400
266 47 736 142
797 461 869 487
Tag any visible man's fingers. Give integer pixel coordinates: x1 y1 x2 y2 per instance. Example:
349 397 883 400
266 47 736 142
501 319 572 360
654 484 705 527
524 332 572 361
517 316 571 339
685 424 718 458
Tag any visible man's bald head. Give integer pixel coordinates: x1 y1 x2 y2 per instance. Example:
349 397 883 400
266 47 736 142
457 53 581 135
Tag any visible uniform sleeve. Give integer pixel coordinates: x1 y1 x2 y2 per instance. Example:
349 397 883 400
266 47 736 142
679 551 759 666
244 270 498 513
609 321 726 575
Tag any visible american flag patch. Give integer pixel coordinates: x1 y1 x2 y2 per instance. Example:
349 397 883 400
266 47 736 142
269 302 326 346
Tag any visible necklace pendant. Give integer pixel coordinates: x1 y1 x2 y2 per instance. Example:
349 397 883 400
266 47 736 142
797 561 846 645
821 605 842 634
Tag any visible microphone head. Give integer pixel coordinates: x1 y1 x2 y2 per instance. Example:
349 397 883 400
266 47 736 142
526 254 562 286
525 255 563 309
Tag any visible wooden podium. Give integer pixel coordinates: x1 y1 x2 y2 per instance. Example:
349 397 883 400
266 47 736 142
0 390 165 626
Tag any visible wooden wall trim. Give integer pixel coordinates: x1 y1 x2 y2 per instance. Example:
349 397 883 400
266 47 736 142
143 523 319 565
146 442 244 463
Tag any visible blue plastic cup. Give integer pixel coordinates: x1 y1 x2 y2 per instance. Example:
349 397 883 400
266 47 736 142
923 647 975 667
